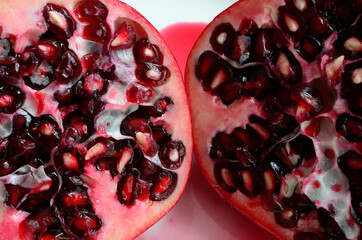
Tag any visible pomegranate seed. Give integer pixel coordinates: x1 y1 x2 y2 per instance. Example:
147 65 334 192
293 0 307 11
264 170 276 191
117 169 139 206
0 94 13 107
74 0 108 23
344 37 362 51
284 13 299 32
40 122 55 136
241 170 253 193
62 153 79 171
55 50 81 84
117 148 133 173
238 18 257 35
85 142 107 161
126 82 155 104
325 56 344 86
351 68 362 84
82 22 110 43
310 15 331 37
43 4 75 38
135 63 170 86
63 192 88 206
153 175 171 195
111 21 136 49
83 73 104 95
133 39 163 64
73 216 99 231
347 157 362 170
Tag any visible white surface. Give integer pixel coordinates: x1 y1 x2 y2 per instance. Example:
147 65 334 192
121 0 238 29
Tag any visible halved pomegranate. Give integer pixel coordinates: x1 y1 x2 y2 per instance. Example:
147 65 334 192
186 0 361 239
0 0 192 239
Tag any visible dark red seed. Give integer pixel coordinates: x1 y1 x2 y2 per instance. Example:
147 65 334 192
43 3 76 38
133 39 163 64
81 52 104 72
54 50 81 84
111 21 136 50
117 168 140 207
274 204 299 228
37 38 66 64
54 88 74 107
252 29 274 61
135 62 170 86
150 169 177 201
159 140 185 170
238 18 258 35
336 113 362 143
82 22 111 43
213 161 238 193
85 138 115 162
18 47 39 77
0 160 16 176
209 23 236 55
30 115 62 148
295 37 322 62
126 82 155 104
23 60 54 90
5 184 28 207
63 111 94 142
74 0 108 23
309 15 332 38
0 81 25 114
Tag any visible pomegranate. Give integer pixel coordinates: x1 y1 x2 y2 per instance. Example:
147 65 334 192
185 0 361 239
0 0 192 239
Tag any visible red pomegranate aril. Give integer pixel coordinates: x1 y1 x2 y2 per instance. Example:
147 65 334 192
135 62 170 86
62 153 79 171
0 94 13 107
5 184 27 207
117 168 140 207
253 29 273 61
83 73 104 95
63 192 88 207
43 4 75 39
296 37 322 62
159 140 185 170
210 23 236 56
81 52 103 72
111 21 136 49
37 38 66 64
133 39 163 64
74 0 108 23
126 82 155 104
336 113 362 143
0 81 25 114
85 138 115 162
82 22 111 43
18 47 39 77
150 170 177 201
239 18 258 35
54 50 81 84
23 60 54 90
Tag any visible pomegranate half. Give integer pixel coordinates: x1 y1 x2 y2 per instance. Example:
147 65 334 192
0 0 192 239
186 0 361 239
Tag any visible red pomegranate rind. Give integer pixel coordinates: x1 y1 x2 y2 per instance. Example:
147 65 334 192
186 0 361 239
0 1 192 240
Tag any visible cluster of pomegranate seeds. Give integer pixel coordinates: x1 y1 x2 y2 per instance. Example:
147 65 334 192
187 0 361 239
0 0 190 239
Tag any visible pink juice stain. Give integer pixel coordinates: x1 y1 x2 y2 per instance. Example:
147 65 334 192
138 22 278 240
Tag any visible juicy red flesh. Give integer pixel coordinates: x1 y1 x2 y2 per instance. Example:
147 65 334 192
193 0 362 239
0 1 186 239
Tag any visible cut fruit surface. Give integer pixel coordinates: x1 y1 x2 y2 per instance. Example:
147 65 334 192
185 0 361 239
0 0 192 240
